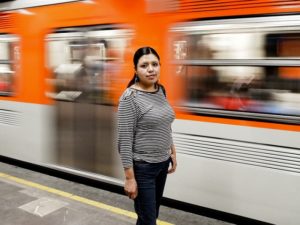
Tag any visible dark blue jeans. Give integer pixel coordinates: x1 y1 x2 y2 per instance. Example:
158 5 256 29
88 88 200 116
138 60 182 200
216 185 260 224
134 158 171 225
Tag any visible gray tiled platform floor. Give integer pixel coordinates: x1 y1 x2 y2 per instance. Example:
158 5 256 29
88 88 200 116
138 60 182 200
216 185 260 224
0 162 234 225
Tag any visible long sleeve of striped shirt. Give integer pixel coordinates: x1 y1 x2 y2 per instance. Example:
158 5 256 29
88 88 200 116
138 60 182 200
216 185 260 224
117 90 137 168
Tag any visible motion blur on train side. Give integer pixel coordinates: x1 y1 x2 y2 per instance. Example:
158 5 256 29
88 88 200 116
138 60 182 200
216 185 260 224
0 1 300 225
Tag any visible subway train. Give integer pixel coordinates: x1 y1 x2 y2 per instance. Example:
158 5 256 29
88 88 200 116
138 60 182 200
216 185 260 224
0 0 300 224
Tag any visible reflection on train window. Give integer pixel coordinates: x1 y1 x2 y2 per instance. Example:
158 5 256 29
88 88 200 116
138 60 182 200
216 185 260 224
46 26 132 104
0 35 19 96
181 65 300 115
171 17 300 123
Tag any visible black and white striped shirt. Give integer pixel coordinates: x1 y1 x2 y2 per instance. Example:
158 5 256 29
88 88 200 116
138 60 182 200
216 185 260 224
117 86 175 168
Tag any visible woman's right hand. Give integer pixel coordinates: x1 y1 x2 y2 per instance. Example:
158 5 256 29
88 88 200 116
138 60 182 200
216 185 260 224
124 178 138 199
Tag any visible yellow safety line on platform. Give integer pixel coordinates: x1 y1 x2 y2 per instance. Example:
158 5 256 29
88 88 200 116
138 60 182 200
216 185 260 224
0 172 174 225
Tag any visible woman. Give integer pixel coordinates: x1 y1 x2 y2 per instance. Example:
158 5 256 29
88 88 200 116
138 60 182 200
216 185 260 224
118 46 177 225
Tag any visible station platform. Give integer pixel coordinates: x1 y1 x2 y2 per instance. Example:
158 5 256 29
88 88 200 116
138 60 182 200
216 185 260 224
0 162 234 225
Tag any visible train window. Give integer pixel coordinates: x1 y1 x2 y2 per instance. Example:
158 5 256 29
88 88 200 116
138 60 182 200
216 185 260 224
173 31 300 60
0 34 19 96
46 26 132 104
266 33 300 58
171 15 300 124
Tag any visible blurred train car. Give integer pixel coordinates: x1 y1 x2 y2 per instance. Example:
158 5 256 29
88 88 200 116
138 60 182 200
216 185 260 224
0 0 300 224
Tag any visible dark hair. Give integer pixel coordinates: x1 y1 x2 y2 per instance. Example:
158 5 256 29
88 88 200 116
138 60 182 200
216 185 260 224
127 46 160 88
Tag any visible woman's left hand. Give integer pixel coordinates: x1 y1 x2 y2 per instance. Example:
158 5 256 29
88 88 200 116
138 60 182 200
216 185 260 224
168 153 177 174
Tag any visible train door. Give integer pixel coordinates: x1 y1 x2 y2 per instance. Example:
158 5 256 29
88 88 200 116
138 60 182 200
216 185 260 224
46 26 132 178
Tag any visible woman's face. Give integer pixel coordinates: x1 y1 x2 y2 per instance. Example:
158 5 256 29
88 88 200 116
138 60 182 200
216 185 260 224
136 53 160 87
